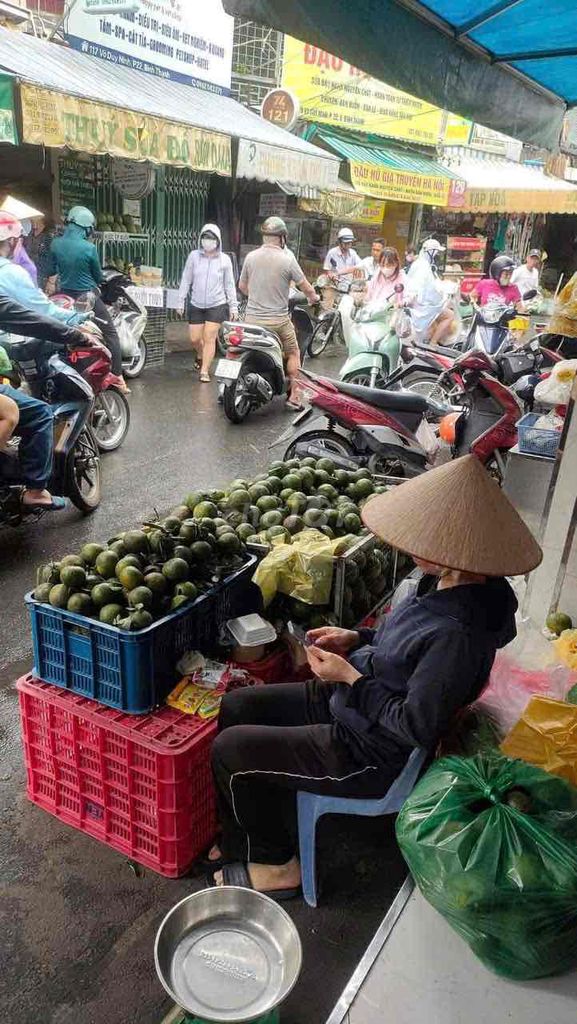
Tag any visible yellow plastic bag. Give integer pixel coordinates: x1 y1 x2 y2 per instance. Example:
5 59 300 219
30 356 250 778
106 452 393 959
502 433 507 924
252 528 353 607
501 696 577 787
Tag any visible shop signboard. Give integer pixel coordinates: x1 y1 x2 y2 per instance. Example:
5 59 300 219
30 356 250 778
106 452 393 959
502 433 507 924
0 72 17 145
299 192 385 226
348 159 451 206
237 138 339 191
281 35 444 146
460 186 577 215
58 154 96 214
20 85 232 176
65 0 233 94
443 113 472 146
261 89 300 131
111 158 155 197
258 193 288 217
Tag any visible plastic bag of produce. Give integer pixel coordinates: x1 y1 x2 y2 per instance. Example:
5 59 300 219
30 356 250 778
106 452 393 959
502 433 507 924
396 753 577 980
501 696 577 787
253 529 352 607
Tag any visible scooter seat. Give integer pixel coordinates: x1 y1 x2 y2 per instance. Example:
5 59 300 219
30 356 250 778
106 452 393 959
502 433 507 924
415 341 460 358
333 378 428 413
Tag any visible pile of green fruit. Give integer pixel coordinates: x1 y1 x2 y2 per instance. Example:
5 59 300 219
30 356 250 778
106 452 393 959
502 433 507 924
96 212 139 234
181 457 386 553
33 510 249 631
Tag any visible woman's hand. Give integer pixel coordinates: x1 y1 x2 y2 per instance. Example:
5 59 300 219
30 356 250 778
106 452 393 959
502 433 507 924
230 311 239 321
306 646 362 685
307 626 359 655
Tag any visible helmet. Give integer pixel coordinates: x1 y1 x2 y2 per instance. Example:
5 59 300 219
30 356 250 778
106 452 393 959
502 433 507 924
66 206 96 231
0 211 22 243
337 227 355 243
490 255 515 282
260 216 288 237
421 238 445 254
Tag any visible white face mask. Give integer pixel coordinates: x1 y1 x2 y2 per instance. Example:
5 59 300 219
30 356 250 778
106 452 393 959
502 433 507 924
382 267 396 279
201 238 218 253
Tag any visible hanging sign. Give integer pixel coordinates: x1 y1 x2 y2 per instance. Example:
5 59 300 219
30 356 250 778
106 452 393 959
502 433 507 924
261 89 300 131
237 138 338 191
20 85 232 175
299 192 385 226
0 73 17 145
349 159 451 206
258 193 288 217
66 0 233 94
112 158 155 197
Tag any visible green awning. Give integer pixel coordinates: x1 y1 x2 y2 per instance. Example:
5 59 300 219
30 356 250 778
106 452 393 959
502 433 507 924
0 72 17 145
311 127 461 207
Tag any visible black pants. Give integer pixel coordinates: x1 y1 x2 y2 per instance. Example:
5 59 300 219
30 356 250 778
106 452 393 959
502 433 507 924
211 680 400 865
65 290 123 375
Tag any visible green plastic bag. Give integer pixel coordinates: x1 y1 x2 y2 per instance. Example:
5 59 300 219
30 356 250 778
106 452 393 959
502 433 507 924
396 754 577 980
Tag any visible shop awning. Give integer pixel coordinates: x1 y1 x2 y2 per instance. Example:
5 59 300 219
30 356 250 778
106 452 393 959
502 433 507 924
223 0 567 150
0 27 338 190
442 152 577 213
0 70 16 144
311 127 461 206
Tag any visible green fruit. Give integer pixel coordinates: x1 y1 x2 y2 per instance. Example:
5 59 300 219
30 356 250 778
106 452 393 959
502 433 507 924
38 561 61 586
162 557 190 582
353 468 372 481
300 457 317 468
199 518 217 535
314 469 332 486
316 458 336 474
171 595 190 611
326 509 339 529
212 518 229 531
217 532 242 554
344 513 362 534
162 517 182 536
33 583 52 603
148 531 174 558
216 524 235 538
287 492 307 515
67 592 93 616
225 510 244 529
260 510 283 529
128 586 153 609
178 523 197 544
173 545 194 564
248 483 269 501
118 565 145 591
171 505 191 521
143 571 167 595
123 530 149 554
303 508 327 528
60 565 87 589
115 555 142 576
99 603 124 625
175 581 199 600
257 495 281 512
284 515 304 535
317 483 339 502
185 491 204 511
228 489 251 509
345 482 359 499
121 608 153 630
245 535 261 545
60 554 86 568
334 469 350 487
265 476 283 494
306 495 328 510
95 550 119 578
92 582 115 608
546 611 573 635
237 523 255 542
80 543 105 565
345 561 360 584
228 478 248 491
282 473 301 491
268 462 287 478
320 525 335 539
354 478 375 499
194 501 218 519
299 469 315 493
280 488 294 502
190 541 213 561
267 526 290 542
49 584 70 608
108 538 128 558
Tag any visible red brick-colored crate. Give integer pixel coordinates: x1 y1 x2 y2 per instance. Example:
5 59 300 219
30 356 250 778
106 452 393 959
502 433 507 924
17 674 217 877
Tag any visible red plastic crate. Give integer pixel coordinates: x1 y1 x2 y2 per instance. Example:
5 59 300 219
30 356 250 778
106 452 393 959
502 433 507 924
17 674 218 877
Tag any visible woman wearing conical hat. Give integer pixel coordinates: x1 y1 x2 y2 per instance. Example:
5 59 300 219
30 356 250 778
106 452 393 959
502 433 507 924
208 456 542 899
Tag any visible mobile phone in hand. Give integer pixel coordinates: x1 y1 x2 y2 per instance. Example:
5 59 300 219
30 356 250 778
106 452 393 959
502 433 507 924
287 621 313 647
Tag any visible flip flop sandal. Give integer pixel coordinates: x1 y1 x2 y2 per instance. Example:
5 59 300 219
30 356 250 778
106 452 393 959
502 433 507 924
21 495 67 512
196 852 228 874
200 373 211 383
208 862 301 902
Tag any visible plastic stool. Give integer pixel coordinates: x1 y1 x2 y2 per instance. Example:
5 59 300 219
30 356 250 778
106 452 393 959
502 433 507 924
297 747 428 907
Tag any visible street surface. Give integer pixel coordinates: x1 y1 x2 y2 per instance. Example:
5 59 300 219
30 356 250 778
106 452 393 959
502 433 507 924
0 351 406 1024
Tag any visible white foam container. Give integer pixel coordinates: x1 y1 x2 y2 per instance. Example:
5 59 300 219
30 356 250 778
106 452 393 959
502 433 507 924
226 613 277 647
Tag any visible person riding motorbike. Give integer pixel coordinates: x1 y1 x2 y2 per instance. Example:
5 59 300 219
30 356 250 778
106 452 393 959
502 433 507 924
472 255 523 308
405 238 455 345
0 291 87 511
238 216 318 409
324 228 364 293
46 206 128 391
364 246 407 307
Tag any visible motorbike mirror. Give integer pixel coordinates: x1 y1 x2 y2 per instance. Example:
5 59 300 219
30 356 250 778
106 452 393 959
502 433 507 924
523 288 537 300
394 283 404 293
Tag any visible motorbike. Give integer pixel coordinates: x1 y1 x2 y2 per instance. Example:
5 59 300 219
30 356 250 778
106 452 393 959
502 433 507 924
0 335 102 525
339 285 404 388
99 268 148 378
307 263 365 357
52 292 131 452
276 346 524 480
215 295 316 423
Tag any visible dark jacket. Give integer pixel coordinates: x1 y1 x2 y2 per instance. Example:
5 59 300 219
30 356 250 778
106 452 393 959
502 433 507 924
330 576 517 767
48 224 103 292
0 292 85 347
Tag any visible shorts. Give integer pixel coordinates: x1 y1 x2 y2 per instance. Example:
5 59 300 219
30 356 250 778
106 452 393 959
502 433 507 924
188 303 229 325
248 316 299 357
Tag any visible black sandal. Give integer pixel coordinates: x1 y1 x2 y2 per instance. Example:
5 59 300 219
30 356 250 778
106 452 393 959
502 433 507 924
208 862 301 902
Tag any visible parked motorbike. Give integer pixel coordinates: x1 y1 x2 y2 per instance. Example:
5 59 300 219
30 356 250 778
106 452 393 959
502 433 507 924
53 292 131 452
308 265 364 357
339 285 404 388
0 335 102 525
100 268 148 378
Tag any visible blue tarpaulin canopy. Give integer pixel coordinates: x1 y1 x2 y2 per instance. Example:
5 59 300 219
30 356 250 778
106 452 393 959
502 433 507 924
223 0 573 149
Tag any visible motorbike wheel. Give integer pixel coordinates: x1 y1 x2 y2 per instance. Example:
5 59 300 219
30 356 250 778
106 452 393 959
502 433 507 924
308 318 336 358
123 338 147 378
223 376 253 423
402 370 454 404
91 388 130 452
66 428 102 513
343 370 387 389
217 329 228 357
284 429 355 463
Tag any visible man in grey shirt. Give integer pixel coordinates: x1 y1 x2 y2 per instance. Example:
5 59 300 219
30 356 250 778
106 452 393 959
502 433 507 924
239 217 317 407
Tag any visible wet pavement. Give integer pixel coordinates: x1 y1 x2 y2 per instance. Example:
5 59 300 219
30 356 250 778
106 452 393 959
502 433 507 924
0 351 406 1024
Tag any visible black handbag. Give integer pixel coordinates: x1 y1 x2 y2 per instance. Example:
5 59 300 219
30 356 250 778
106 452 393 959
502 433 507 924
497 350 536 384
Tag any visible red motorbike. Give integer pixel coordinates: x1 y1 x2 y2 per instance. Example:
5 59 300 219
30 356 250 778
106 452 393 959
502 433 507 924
277 350 524 480
52 295 130 452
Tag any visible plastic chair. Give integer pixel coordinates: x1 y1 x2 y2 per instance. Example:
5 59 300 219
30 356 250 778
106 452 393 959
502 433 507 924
297 746 428 907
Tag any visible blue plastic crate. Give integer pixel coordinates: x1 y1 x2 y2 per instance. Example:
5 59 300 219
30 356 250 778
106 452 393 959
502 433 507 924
517 413 561 459
25 554 259 714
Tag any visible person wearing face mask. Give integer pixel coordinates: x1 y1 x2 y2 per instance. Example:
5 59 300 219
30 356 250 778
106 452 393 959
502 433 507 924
178 224 238 382
364 246 406 307
406 238 455 345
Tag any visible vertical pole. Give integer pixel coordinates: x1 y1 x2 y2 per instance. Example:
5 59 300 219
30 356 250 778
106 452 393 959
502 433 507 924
155 164 166 271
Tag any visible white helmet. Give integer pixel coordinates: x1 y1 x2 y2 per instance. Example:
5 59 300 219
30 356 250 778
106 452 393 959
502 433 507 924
337 227 355 243
421 238 445 253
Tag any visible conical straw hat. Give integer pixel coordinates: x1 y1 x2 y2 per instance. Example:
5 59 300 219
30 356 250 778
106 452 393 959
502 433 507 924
0 196 43 219
361 455 542 576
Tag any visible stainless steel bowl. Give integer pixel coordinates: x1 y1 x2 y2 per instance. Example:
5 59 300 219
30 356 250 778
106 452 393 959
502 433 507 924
154 886 302 1023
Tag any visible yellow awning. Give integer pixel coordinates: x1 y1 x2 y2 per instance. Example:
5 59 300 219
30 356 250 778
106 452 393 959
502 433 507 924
443 154 577 214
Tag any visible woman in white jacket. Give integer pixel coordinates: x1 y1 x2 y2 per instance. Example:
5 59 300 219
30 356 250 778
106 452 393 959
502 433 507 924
178 223 238 381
